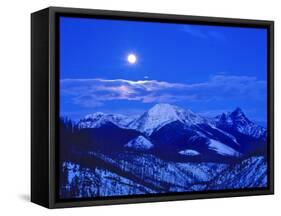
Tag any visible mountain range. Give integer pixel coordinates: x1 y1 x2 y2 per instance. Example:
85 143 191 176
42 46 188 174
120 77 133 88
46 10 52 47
76 103 266 159
59 103 268 199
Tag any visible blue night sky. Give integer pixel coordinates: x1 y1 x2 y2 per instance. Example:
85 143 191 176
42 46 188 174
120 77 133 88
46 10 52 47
60 16 267 125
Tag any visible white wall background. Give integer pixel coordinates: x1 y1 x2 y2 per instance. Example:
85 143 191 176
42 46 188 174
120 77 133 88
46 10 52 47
0 0 279 214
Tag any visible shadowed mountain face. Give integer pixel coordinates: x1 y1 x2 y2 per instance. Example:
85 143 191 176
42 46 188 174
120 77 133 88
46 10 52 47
215 108 267 155
59 103 268 199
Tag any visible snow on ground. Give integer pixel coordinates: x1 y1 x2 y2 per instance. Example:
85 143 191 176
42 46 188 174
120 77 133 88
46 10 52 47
208 139 241 157
60 154 267 198
207 156 267 189
179 149 200 156
60 162 155 198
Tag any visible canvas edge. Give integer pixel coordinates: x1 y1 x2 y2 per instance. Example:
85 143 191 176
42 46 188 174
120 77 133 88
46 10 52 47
31 8 51 208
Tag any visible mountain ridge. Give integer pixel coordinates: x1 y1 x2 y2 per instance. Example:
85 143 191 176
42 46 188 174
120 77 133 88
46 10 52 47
74 103 266 160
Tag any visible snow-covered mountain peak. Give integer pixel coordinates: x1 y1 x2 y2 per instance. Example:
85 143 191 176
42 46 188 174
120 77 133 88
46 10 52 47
147 103 185 120
128 103 207 135
148 103 181 112
78 112 134 129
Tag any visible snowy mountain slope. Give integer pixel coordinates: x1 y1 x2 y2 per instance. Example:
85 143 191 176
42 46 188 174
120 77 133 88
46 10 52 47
60 162 155 198
60 154 267 198
150 120 242 160
207 156 267 190
128 103 208 135
207 139 241 157
125 136 154 150
90 151 228 192
78 112 136 129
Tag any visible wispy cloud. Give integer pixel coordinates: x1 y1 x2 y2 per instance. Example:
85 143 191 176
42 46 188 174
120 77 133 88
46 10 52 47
61 75 266 108
182 25 226 41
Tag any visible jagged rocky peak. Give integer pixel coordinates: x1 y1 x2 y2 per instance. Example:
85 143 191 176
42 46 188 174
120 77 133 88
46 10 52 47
230 108 251 125
215 107 266 139
216 107 250 126
230 107 250 122
232 107 244 115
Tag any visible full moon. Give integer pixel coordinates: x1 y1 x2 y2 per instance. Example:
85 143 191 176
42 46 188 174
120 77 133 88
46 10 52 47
127 54 137 64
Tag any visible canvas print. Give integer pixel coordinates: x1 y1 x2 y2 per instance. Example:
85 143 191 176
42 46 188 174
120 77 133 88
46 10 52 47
59 16 268 199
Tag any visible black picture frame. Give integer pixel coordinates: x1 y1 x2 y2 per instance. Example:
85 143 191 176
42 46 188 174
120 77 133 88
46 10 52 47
31 6 274 208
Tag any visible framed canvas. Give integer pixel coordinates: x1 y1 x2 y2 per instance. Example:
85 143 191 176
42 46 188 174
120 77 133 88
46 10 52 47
31 6 274 208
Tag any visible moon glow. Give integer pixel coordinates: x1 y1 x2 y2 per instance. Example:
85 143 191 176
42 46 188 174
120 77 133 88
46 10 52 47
127 54 137 64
